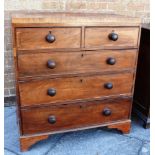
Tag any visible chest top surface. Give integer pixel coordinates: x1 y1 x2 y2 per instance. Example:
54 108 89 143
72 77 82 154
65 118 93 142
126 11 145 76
12 12 141 26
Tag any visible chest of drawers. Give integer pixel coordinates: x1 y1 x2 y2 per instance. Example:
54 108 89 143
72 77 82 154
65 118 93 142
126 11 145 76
12 13 141 151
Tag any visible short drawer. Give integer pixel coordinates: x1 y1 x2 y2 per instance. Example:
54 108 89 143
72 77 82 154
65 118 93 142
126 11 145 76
21 98 131 135
19 73 133 107
16 28 81 50
85 27 139 49
18 50 137 78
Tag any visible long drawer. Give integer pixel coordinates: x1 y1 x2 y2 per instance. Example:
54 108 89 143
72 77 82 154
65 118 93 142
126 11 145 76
21 98 131 135
16 28 81 50
18 50 137 78
19 73 133 107
85 27 139 48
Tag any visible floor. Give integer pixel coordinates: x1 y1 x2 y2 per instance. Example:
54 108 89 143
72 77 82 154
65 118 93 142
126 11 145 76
4 106 150 155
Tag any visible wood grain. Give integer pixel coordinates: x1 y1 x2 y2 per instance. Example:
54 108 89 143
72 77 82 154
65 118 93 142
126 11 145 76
11 13 141 151
18 50 137 78
107 120 131 134
16 27 81 50
12 12 141 27
21 97 131 135
20 135 49 151
85 27 139 48
19 73 133 107
19 119 131 151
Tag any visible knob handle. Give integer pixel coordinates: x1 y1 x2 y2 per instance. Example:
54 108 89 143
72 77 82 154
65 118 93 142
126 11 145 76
104 83 113 89
106 57 116 65
109 32 118 41
47 60 56 69
45 31 55 43
47 88 56 96
48 115 56 124
103 108 111 116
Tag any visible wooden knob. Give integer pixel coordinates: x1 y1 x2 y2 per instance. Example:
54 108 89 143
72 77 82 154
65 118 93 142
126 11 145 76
48 115 56 124
106 57 116 65
104 83 113 89
109 32 118 41
47 88 56 96
47 60 56 69
103 108 111 116
45 31 55 43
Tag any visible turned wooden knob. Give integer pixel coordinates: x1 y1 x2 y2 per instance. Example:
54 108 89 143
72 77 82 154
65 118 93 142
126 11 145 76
109 32 118 41
45 31 55 43
104 83 113 89
103 108 112 116
106 57 116 65
48 115 56 124
47 60 56 69
47 88 56 96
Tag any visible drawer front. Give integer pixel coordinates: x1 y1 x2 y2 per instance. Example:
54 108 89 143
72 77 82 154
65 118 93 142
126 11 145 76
85 27 139 48
21 98 131 135
16 28 81 50
18 50 137 78
19 73 133 107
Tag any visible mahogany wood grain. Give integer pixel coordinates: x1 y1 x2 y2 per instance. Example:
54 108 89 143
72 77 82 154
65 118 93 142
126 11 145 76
20 119 131 151
19 119 131 151
16 27 81 50
20 135 49 151
12 12 141 27
107 120 131 134
21 98 131 135
19 73 133 107
18 50 137 78
11 13 141 152
85 27 139 48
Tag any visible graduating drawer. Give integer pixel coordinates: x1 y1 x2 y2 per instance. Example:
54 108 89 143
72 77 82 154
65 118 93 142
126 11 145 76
21 98 131 135
18 50 137 78
85 27 139 49
19 73 133 107
16 27 81 50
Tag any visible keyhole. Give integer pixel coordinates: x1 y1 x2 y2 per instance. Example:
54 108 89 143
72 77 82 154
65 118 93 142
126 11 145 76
80 105 85 108
81 53 84 57
80 79 83 83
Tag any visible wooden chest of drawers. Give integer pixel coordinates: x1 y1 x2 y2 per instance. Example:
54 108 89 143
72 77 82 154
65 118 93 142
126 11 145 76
12 13 141 151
